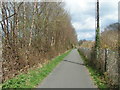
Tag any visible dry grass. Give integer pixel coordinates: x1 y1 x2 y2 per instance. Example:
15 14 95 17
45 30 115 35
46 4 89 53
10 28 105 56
80 41 95 48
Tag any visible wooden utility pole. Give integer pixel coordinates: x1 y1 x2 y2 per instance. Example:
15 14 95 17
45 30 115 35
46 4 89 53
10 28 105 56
97 0 99 30
95 0 100 59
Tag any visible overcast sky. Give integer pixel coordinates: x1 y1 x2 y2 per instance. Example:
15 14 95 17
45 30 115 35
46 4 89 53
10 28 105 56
0 0 119 41
64 0 119 41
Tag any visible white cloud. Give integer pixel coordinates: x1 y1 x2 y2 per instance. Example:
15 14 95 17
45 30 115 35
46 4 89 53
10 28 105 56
101 11 118 21
64 0 119 40
77 32 95 40
72 17 95 31
64 0 94 14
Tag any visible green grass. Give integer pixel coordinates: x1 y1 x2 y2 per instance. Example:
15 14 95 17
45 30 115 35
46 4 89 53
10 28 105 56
2 50 71 88
78 50 108 89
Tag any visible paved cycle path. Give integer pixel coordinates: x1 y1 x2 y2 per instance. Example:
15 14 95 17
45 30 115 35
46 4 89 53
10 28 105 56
38 49 96 88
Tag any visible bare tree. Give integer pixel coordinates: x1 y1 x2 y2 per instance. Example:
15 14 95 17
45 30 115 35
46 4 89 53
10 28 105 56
1 1 78 82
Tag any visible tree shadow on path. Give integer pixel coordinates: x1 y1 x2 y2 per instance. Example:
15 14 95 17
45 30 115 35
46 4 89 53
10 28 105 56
63 60 85 66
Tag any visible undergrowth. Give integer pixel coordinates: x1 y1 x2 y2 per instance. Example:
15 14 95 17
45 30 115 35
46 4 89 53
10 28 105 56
2 50 71 89
78 50 108 90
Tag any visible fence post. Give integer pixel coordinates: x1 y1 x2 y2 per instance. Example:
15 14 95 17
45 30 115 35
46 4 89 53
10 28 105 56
104 48 108 72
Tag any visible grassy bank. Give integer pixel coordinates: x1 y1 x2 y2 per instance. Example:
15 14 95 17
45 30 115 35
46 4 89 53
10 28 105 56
78 50 108 89
2 50 71 88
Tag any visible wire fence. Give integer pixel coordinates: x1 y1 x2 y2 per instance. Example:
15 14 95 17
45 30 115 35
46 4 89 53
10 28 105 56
78 47 119 87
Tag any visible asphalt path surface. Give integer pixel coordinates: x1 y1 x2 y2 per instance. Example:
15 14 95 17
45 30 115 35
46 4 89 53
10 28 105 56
38 49 96 88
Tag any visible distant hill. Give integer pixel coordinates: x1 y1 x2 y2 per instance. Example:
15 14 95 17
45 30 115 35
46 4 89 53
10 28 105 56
79 41 95 48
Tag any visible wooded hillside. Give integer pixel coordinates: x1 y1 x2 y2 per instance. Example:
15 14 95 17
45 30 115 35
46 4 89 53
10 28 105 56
100 23 118 50
0 2 78 82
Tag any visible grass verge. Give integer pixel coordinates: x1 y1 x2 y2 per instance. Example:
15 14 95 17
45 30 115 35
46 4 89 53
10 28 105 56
2 50 71 88
78 49 108 89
